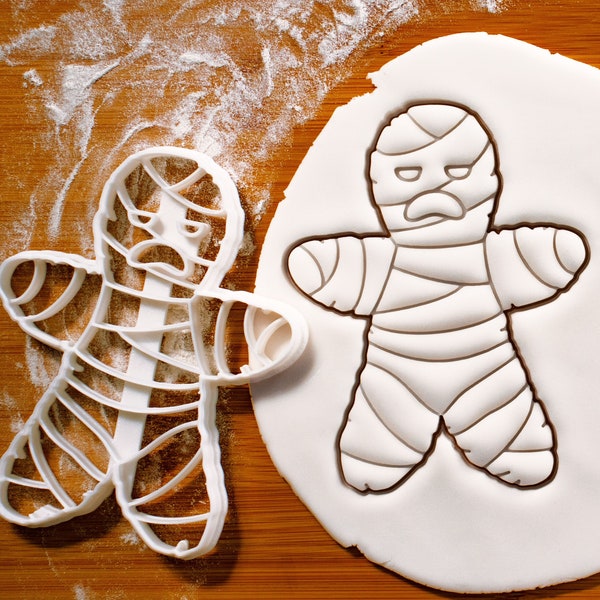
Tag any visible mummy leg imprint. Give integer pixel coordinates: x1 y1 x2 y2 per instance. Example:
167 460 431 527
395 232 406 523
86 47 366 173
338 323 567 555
444 354 555 487
287 101 587 491
339 361 440 492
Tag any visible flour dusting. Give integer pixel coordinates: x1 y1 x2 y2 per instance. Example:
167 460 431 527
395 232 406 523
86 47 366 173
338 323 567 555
73 583 92 600
120 531 143 547
23 68 43 87
1 0 426 254
24 337 58 389
47 61 121 127
0 25 56 64
0 393 25 434
475 0 506 12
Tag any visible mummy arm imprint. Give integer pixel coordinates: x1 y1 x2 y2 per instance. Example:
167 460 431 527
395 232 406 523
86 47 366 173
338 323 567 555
486 226 589 310
287 235 396 316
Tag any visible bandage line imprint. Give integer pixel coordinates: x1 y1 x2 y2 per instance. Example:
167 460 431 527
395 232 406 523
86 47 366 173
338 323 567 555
0 147 307 559
286 102 588 493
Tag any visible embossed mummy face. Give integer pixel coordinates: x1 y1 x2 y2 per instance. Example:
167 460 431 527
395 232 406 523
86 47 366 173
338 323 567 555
369 103 500 242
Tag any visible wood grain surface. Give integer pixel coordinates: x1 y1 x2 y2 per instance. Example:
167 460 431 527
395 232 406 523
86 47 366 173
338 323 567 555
0 1 599 598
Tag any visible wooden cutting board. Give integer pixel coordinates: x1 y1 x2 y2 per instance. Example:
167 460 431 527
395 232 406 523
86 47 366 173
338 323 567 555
0 1 599 598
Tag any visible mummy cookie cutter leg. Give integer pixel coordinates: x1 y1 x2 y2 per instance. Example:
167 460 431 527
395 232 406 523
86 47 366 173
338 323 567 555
287 102 588 493
0 147 308 559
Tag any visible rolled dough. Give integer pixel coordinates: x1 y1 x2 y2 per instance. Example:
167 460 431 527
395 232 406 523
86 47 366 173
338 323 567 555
251 33 600 593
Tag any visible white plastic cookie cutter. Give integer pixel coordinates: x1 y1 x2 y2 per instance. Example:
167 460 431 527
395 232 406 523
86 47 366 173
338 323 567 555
0 147 308 559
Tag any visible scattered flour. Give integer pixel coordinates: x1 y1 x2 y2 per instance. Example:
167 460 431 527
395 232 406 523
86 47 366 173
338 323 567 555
0 25 56 64
120 531 143 546
475 0 507 12
24 337 58 389
2 193 38 256
2 0 426 252
73 583 92 600
23 68 42 87
47 61 121 127
0 392 25 434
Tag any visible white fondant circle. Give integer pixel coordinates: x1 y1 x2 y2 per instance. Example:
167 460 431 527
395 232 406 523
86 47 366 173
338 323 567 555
252 33 600 593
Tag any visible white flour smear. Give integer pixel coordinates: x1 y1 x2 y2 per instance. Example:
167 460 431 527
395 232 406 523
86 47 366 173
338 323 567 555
0 392 25 434
476 0 506 12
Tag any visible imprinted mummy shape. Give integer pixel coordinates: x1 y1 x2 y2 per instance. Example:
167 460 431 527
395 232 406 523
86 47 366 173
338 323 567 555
287 103 588 493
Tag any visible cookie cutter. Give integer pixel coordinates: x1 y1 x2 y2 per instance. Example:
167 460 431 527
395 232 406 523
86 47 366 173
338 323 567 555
0 146 308 559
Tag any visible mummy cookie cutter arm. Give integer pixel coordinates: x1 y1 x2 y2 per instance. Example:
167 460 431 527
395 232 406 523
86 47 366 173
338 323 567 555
287 102 588 493
0 147 308 560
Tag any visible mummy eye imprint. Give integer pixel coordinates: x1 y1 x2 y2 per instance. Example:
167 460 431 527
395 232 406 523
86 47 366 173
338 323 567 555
0 147 307 561
445 165 472 179
395 166 422 181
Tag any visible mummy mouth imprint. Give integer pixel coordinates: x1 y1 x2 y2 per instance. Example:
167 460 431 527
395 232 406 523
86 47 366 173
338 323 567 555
404 191 465 221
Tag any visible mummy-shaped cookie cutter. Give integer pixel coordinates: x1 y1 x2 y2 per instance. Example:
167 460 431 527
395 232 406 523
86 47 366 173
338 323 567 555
0 147 307 559
288 102 589 493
